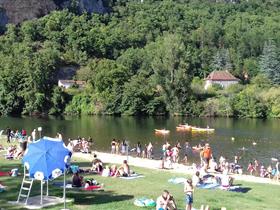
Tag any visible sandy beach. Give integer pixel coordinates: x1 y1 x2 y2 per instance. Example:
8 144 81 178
73 151 280 186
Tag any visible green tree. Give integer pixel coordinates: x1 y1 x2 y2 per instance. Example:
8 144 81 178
259 40 280 84
211 48 232 71
49 87 69 115
151 34 193 114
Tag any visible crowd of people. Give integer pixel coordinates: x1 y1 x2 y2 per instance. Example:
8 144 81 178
2 126 279 182
67 137 93 153
1 127 280 210
1 127 64 160
109 139 280 181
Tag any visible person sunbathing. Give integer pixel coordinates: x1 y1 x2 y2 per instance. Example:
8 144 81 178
115 160 130 177
192 171 203 186
110 165 118 176
6 145 17 159
156 190 177 210
220 170 234 189
91 154 103 173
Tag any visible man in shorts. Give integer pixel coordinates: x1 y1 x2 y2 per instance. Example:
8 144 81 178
202 143 212 171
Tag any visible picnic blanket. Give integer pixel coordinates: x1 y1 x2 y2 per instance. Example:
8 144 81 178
168 177 249 193
197 183 220 189
0 171 9 177
53 182 103 191
197 183 249 193
119 174 145 180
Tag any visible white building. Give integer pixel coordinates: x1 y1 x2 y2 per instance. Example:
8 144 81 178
58 80 86 89
204 70 239 90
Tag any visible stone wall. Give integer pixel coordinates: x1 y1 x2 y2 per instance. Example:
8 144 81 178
0 0 57 25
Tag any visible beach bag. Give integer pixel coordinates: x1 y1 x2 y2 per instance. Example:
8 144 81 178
70 165 79 173
0 185 5 192
10 168 18 177
134 198 156 207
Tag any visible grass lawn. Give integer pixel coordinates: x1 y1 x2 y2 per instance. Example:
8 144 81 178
0 152 280 210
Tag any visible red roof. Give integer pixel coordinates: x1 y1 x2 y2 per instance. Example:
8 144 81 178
206 71 239 81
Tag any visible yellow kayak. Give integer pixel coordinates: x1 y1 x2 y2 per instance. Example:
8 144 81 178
191 127 215 132
155 129 170 135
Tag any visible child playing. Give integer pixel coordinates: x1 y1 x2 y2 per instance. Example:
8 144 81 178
184 179 194 210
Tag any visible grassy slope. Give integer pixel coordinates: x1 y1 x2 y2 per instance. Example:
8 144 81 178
0 155 280 210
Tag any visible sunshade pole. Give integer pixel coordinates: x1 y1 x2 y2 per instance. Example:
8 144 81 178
40 180 43 205
61 169 69 210
46 180 49 196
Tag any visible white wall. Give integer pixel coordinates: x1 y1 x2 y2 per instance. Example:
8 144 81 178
58 81 72 89
204 80 238 90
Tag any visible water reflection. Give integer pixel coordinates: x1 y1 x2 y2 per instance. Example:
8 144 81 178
0 116 279 166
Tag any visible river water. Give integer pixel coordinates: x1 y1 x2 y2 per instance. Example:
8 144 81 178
0 116 279 167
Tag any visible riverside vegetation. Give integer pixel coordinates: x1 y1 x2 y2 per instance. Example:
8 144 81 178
0 0 280 118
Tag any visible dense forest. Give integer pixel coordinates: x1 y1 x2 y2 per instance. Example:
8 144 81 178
0 0 280 118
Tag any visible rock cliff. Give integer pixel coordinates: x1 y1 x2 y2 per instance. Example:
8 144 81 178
0 0 106 27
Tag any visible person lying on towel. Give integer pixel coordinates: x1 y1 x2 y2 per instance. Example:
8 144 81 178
114 160 130 177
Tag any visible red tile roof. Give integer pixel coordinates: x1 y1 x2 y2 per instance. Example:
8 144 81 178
206 71 239 81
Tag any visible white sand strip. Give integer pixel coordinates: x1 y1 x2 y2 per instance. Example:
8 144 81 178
73 152 280 186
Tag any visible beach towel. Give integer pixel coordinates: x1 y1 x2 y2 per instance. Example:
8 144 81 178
119 174 145 180
168 177 187 184
53 182 103 191
197 183 249 193
197 183 220 189
0 171 9 177
134 198 156 207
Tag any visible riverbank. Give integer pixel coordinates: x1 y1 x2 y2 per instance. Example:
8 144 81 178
1 151 280 210
73 151 280 186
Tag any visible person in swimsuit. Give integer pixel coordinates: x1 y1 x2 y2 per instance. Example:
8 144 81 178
156 190 177 210
111 139 116 154
115 160 130 177
136 142 142 157
184 179 194 210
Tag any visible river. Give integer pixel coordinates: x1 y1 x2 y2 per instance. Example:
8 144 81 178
0 116 279 167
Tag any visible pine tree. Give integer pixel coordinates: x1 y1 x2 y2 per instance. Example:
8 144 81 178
211 48 232 71
259 40 280 85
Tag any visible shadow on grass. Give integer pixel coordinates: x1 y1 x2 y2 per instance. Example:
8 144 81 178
231 187 251 193
67 190 134 205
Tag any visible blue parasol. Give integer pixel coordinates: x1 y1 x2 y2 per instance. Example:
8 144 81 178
23 137 71 181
